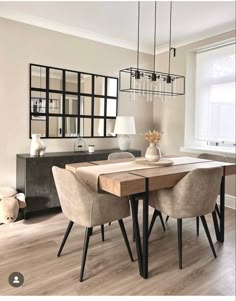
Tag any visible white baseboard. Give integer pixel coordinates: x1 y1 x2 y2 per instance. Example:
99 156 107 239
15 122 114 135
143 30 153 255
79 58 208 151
217 194 236 209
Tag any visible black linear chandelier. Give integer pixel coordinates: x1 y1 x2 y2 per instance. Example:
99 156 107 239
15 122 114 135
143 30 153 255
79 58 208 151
119 1 185 101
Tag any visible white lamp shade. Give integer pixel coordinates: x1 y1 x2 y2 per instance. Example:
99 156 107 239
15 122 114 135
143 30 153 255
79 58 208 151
114 116 136 135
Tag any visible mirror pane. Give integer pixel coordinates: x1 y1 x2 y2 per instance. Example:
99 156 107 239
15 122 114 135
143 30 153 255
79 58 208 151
93 118 104 136
106 119 116 136
31 66 46 89
49 116 63 137
81 74 92 94
31 119 46 137
94 97 104 116
49 68 63 90
49 92 63 114
95 76 105 95
80 96 92 115
65 94 78 115
107 98 117 117
80 118 92 137
31 91 46 114
65 117 78 137
66 71 78 93
107 78 117 97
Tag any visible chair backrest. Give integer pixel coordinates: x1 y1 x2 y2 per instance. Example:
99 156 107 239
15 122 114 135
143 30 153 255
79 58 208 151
108 152 135 160
198 153 228 162
52 166 94 226
172 167 223 217
52 166 130 227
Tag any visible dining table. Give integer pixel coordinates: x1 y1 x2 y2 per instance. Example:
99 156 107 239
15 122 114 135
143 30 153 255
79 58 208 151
66 155 236 279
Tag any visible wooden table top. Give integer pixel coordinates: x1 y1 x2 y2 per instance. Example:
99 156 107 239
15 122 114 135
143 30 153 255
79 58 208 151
66 157 236 197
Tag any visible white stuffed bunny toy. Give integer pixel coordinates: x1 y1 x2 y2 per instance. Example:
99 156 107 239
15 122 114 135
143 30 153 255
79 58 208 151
0 187 26 224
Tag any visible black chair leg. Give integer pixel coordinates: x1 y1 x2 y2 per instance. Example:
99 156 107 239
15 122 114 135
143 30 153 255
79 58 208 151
118 219 134 262
80 227 92 282
148 210 166 238
166 215 169 222
57 221 74 257
200 215 217 258
148 209 158 237
101 224 105 241
212 210 220 241
159 212 166 232
196 216 199 236
108 222 112 226
177 219 182 269
215 204 220 219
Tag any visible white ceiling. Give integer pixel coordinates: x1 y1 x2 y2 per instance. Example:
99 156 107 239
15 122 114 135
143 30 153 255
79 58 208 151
0 1 235 54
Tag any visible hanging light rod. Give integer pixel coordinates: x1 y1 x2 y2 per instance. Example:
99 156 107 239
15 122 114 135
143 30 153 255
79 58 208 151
119 1 185 98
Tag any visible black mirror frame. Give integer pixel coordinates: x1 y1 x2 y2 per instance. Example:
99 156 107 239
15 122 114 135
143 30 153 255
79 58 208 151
29 63 118 139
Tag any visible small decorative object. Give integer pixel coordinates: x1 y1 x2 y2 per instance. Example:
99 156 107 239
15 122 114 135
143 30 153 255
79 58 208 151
39 140 46 156
0 187 26 224
88 145 95 153
135 157 173 167
74 134 86 152
30 134 46 156
144 130 163 162
114 116 136 150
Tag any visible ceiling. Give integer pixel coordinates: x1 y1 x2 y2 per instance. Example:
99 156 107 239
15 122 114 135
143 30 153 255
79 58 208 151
0 1 235 54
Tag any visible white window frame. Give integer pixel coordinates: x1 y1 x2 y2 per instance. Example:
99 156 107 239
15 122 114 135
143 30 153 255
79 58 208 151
181 38 236 158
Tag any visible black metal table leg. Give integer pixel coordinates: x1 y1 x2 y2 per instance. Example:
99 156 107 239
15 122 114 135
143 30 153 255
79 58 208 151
212 210 220 241
218 175 225 242
130 196 143 276
132 198 139 242
142 178 149 279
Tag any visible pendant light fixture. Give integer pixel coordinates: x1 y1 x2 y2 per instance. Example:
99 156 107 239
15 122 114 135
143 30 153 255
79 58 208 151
119 1 185 99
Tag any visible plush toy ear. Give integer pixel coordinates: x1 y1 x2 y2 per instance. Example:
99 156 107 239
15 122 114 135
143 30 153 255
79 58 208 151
15 193 26 208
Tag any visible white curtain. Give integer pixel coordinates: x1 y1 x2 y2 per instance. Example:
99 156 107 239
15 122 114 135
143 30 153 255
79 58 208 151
195 43 235 143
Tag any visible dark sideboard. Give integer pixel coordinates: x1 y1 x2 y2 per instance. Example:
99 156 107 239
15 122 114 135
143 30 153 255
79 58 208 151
16 149 141 218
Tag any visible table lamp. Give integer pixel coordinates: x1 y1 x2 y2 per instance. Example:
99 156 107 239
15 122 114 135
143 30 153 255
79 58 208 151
114 116 136 150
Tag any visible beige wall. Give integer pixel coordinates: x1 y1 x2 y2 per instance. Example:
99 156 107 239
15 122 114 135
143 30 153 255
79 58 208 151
0 17 153 187
153 30 236 197
0 16 235 199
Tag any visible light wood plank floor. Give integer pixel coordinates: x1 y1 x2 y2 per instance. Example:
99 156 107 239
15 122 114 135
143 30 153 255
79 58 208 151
0 207 235 296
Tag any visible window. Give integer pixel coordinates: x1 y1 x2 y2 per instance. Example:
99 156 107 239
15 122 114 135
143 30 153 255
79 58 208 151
195 43 235 147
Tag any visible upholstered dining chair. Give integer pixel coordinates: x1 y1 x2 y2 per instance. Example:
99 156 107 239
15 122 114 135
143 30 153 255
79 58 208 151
164 153 227 236
108 152 166 239
108 151 136 160
52 166 134 282
196 153 228 236
148 167 222 269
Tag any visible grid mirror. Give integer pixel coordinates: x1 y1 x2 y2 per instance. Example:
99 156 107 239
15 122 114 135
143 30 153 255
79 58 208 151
30 64 118 138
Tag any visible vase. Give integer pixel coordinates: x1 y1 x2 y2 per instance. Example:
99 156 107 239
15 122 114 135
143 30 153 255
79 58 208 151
30 134 45 156
74 134 86 152
145 142 161 162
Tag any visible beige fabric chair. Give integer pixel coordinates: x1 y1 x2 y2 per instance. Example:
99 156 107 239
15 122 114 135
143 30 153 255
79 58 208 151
52 166 133 281
148 167 223 269
198 153 228 162
196 153 227 235
108 151 135 160
165 153 227 234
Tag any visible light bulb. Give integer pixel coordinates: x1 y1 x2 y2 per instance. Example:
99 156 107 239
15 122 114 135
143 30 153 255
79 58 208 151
172 77 176 101
131 75 136 101
134 70 142 96
142 75 148 96
160 77 166 103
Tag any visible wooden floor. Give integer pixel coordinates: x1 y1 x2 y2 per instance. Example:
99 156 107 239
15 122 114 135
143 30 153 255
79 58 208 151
0 207 235 296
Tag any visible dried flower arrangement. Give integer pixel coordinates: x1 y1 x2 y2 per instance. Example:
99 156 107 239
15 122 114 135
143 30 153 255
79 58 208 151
144 130 163 143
